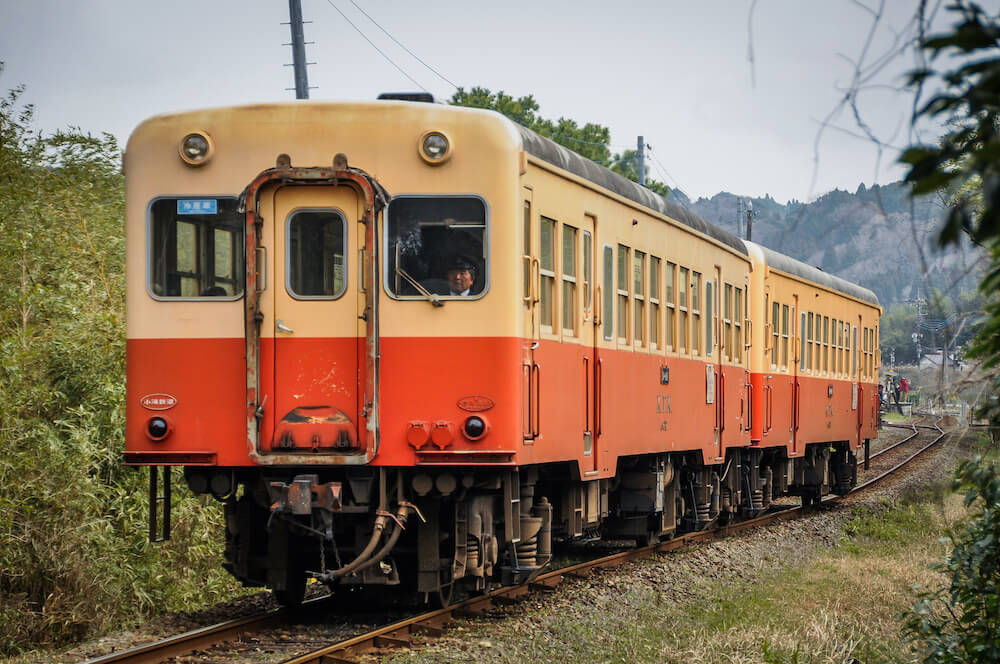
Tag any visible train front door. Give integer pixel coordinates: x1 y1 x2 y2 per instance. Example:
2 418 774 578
259 184 365 456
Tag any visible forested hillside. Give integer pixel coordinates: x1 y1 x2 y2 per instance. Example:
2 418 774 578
681 182 984 309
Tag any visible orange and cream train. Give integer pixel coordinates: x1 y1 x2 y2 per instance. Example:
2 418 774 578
124 97 880 605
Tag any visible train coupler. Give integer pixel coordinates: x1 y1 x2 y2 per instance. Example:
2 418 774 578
268 474 343 515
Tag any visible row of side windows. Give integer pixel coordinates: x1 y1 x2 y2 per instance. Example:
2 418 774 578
768 299 873 381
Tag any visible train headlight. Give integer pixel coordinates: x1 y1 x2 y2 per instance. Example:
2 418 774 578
462 415 488 441
179 131 214 166
146 416 172 441
418 130 451 164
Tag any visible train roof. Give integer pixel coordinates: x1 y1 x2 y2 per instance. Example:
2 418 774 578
747 241 880 307
516 126 748 256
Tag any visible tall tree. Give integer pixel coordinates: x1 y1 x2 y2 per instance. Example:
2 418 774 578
449 87 666 196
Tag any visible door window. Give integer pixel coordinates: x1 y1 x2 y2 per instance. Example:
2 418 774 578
286 210 347 299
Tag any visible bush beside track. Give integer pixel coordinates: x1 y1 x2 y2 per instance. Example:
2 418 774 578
0 81 247 658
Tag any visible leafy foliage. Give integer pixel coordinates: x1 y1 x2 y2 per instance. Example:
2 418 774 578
449 86 669 195
900 1 1000 420
903 456 1000 663
0 69 243 656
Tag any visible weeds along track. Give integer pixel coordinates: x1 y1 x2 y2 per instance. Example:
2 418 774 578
83 416 952 664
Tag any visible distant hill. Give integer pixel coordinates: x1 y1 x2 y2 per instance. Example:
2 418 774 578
676 182 983 308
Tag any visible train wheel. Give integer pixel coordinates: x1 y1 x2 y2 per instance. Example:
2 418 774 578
419 498 458 609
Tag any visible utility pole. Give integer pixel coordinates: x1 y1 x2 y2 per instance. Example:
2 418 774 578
286 0 312 99
637 136 645 186
745 199 753 242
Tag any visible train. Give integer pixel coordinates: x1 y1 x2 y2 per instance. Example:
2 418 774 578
123 96 881 606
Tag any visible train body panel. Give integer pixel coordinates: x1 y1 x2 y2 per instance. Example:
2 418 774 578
123 100 881 604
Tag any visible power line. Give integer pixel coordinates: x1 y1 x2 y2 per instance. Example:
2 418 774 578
322 0 429 92
647 146 688 196
347 0 458 90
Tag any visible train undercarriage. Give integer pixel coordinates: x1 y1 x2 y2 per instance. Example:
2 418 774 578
185 442 859 607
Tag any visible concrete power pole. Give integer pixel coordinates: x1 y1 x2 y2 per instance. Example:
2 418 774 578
287 0 311 99
637 136 645 186
745 199 753 242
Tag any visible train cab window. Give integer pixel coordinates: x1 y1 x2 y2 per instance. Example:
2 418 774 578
617 245 629 343
649 256 661 350
387 196 487 300
633 251 645 346
562 225 577 336
781 305 790 369
665 262 676 350
603 246 614 341
287 210 346 298
691 272 701 355
149 197 242 298
734 287 743 364
771 301 780 368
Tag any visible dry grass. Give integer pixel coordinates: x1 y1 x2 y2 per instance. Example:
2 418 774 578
385 484 966 664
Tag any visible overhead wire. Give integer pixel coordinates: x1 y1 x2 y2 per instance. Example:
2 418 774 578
347 0 458 90
322 0 429 92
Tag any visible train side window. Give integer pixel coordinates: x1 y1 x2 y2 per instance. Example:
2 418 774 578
634 251 645 346
287 210 347 298
602 246 614 341
386 196 487 300
806 312 818 372
522 201 531 305
617 244 630 344
649 256 661 350
691 271 701 355
823 316 830 374
723 283 733 361
678 267 689 353
832 318 839 376
852 325 858 378
771 301 780 369
562 225 578 337
665 262 676 351
149 197 242 298
583 231 592 316
800 312 807 371
734 287 743 364
540 217 556 332
705 279 714 357
781 304 789 369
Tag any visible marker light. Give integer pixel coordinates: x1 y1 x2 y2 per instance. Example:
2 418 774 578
179 131 214 166
463 416 487 441
419 131 451 164
146 416 171 441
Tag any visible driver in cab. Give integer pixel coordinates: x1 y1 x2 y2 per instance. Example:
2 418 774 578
446 257 476 296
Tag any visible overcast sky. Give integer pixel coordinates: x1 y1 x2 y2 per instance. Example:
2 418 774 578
0 0 982 202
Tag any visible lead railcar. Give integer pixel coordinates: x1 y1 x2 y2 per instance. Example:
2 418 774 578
124 97 880 605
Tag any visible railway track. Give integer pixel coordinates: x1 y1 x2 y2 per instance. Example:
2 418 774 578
82 417 950 664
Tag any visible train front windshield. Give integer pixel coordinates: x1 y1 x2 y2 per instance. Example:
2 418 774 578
386 196 487 299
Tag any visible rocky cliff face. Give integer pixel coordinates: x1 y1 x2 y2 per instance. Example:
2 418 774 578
679 182 983 307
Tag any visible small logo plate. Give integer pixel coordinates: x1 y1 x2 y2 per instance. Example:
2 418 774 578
457 395 495 412
141 394 178 411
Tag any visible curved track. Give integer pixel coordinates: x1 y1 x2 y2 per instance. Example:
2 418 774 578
83 417 949 664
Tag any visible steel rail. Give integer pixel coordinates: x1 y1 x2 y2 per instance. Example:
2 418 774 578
86 418 948 664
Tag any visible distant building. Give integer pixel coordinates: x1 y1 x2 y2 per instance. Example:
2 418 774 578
919 349 963 371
